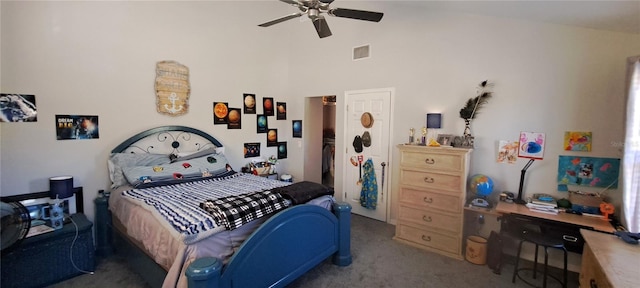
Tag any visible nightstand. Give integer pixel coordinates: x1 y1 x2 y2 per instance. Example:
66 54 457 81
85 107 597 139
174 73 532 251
0 213 95 288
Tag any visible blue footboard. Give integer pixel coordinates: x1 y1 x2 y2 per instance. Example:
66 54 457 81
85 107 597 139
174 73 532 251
186 202 352 288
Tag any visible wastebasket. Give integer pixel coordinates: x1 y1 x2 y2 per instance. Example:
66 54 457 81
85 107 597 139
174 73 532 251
465 235 487 265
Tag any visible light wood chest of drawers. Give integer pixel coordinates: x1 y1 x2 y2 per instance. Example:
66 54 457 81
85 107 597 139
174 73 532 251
394 144 471 260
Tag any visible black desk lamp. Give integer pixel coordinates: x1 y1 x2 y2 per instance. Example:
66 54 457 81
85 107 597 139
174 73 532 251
515 159 535 205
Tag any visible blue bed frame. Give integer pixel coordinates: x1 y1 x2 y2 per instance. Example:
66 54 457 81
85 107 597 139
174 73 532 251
110 125 352 288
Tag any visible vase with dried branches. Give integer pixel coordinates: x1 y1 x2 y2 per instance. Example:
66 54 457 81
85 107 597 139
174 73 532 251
459 80 493 138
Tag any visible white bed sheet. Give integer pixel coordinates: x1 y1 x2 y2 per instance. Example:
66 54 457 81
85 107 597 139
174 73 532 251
109 182 335 288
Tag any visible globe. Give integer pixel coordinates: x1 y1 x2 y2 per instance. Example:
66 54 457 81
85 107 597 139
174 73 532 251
469 174 494 197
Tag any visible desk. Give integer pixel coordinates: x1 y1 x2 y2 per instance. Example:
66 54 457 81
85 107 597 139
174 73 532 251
495 202 615 233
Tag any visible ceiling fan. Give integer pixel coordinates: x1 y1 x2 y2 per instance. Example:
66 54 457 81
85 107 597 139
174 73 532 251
258 0 384 38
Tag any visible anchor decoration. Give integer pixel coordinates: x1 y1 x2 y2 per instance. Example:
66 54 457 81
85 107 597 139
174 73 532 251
155 60 190 116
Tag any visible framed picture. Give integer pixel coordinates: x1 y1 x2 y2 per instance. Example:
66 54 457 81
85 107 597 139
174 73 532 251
276 102 286 120
243 93 256 114
244 142 260 158
263 97 274 116
267 129 278 146
277 142 287 159
257 114 268 133
292 120 302 138
436 134 455 146
227 108 241 129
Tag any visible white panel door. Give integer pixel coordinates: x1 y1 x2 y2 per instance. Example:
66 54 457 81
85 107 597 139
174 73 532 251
343 88 393 222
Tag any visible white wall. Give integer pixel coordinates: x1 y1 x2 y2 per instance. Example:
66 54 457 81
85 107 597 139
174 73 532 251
284 1 640 221
1 1 639 228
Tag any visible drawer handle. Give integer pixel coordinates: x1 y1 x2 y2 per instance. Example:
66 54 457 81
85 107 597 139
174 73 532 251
424 158 435 164
423 197 433 203
422 235 431 242
563 235 578 242
423 215 432 222
590 279 598 288
423 177 434 183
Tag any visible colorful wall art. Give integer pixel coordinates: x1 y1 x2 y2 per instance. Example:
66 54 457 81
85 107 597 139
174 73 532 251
292 120 302 138
243 93 256 114
564 131 592 151
518 131 545 159
497 140 518 164
557 155 620 188
0 94 37 122
55 115 99 140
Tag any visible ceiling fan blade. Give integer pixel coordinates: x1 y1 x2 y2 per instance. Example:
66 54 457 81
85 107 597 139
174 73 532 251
329 8 384 22
279 0 301 5
258 12 304 27
313 16 332 38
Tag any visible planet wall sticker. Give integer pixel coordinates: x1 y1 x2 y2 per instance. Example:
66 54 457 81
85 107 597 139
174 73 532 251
243 93 256 114
257 114 268 133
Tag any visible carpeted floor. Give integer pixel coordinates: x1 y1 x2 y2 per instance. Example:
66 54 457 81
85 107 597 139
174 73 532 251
50 214 578 288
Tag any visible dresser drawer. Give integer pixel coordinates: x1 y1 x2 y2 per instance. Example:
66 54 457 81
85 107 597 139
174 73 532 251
401 169 462 193
398 205 460 234
396 224 460 255
400 150 463 172
400 188 462 213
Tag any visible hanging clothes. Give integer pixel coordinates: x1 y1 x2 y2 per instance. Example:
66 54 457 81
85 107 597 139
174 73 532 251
360 158 378 210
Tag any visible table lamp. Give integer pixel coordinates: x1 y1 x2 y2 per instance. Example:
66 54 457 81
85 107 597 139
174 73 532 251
47 176 73 229
426 113 442 144
514 132 546 205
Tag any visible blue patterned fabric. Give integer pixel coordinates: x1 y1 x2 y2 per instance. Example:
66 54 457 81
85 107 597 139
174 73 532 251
122 173 290 244
360 158 378 209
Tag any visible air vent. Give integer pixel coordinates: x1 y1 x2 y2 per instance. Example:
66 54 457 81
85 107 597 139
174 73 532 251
353 44 370 60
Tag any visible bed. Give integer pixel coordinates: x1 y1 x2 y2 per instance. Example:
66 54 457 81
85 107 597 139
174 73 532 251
106 125 352 288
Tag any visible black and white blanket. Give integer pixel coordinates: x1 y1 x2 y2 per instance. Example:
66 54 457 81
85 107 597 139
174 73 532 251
200 190 289 231
122 173 291 244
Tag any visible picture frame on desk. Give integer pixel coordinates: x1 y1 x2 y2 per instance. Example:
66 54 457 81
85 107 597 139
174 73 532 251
0 187 84 216
437 134 455 146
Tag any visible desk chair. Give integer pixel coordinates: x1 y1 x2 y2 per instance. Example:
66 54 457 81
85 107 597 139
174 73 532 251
512 230 568 288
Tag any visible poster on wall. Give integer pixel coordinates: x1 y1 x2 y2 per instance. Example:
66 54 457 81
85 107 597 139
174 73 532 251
213 102 228 125
244 142 260 158
227 108 241 129
276 102 286 120
0 93 37 122
564 131 592 151
557 155 620 188
277 142 287 159
55 115 99 140
292 120 302 138
267 129 278 146
257 114 268 133
155 61 190 116
243 93 256 114
263 97 274 116
497 140 518 164
518 131 545 160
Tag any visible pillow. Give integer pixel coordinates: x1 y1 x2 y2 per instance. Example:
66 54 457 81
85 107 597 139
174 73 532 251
170 147 217 163
122 153 231 188
108 153 171 189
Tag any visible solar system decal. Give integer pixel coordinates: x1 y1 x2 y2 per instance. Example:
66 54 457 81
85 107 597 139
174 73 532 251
257 114 268 133
263 97 274 116
557 156 620 188
244 142 260 158
213 102 228 124
292 120 302 138
227 108 241 129
243 93 256 114
267 129 278 147
277 142 287 159
0 93 37 122
276 102 286 120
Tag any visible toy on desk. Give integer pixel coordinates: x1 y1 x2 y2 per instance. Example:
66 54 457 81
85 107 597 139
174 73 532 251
614 231 640 245
599 202 614 219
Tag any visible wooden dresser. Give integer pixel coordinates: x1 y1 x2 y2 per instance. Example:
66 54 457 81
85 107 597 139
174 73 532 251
394 144 471 260
580 229 639 288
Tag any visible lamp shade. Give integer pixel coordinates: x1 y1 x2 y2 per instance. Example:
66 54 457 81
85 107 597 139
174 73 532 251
427 113 442 129
49 176 74 199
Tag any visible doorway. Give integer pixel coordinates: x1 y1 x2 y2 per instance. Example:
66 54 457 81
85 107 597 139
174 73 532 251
303 95 336 187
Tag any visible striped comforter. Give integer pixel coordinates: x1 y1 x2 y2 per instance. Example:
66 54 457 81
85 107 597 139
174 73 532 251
121 172 291 244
